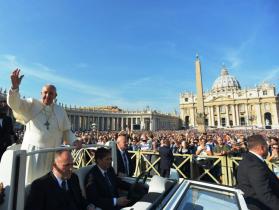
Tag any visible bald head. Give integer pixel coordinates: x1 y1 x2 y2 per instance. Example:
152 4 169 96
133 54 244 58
53 150 73 179
117 134 128 151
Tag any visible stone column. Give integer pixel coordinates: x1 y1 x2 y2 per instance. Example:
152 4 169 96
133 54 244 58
190 107 195 127
272 103 279 128
85 116 89 130
255 104 262 127
235 105 239 126
232 104 236 126
121 118 124 130
140 117 145 130
101 117 105 131
216 106 221 127
115 118 118 131
153 117 157 130
225 105 230 126
96 117 100 131
109 117 112 130
210 106 214 126
149 118 153 131
245 104 249 125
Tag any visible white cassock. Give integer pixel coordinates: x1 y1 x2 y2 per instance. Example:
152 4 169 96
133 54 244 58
7 89 75 184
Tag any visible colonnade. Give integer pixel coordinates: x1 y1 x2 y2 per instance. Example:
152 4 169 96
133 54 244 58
66 109 180 131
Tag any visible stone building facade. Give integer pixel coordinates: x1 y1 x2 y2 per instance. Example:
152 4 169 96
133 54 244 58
180 66 279 129
65 106 180 131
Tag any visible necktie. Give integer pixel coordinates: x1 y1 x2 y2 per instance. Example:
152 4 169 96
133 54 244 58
61 180 67 191
122 152 129 175
104 172 112 187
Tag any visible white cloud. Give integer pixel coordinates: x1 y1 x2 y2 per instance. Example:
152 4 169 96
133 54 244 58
0 54 115 98
127 77 151 86
261 67 279 83
223 35 256 69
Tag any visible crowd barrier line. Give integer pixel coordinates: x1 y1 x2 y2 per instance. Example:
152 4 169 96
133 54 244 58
72 149 279 186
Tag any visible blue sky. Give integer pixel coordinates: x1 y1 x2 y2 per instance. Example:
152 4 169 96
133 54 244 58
0 0 278 113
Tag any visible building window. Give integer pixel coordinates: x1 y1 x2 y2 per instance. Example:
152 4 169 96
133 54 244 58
221 118 226 127
240 117 246 126
263 90 267 95
185 98 188 102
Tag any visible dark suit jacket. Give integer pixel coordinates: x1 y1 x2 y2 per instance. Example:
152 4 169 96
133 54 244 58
85 165 131 210
116 148 134 177
25 172 88 210
0 115 14 160
237 152 279 210
159 146 174 170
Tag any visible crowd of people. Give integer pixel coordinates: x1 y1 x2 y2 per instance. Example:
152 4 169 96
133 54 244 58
72 129 279 160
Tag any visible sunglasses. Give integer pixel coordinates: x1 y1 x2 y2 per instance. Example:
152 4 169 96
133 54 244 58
272 147 279 149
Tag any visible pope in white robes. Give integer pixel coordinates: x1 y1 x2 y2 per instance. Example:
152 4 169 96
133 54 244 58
7 69 76 183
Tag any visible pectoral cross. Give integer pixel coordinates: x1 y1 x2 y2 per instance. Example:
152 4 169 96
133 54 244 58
44 121 50 130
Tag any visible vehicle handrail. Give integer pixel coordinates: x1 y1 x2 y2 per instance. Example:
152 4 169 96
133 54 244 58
26 144 110 156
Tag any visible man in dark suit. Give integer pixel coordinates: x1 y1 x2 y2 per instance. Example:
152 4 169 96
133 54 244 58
237 134 279 210
159 139 174 178
0 99 14 161
85 147 131 210
0 182 4 205
25 150 95 210
116 133 134 177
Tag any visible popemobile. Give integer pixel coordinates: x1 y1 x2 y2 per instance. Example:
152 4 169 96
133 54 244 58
0 142 248 210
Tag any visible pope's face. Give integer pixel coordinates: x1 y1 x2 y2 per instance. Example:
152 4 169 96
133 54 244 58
41 85 56 105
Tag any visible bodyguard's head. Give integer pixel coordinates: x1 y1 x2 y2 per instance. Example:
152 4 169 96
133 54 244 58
53 150 73 180
117 133 128 150
247 135 268 158
95 147 112 170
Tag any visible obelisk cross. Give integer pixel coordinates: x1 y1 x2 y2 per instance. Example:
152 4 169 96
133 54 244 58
44 121 50 130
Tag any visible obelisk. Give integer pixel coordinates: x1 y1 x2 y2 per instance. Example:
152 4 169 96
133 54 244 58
195 54 206 133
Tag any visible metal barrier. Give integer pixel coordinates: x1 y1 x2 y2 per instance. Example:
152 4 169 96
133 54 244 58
72 149 279 186
226 157 242 186
128 151 228 184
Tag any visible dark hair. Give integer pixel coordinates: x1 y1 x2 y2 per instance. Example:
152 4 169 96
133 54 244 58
247 135 267 150
94 147 111 162
269 137 279 143
54 149 70 159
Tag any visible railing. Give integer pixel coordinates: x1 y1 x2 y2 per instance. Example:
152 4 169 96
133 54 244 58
72 148 279 186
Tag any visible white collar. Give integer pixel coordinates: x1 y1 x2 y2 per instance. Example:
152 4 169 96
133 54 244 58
52 172 66 187
249 151 265 162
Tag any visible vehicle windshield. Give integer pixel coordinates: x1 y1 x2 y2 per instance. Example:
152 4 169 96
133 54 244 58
176 184 240 210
